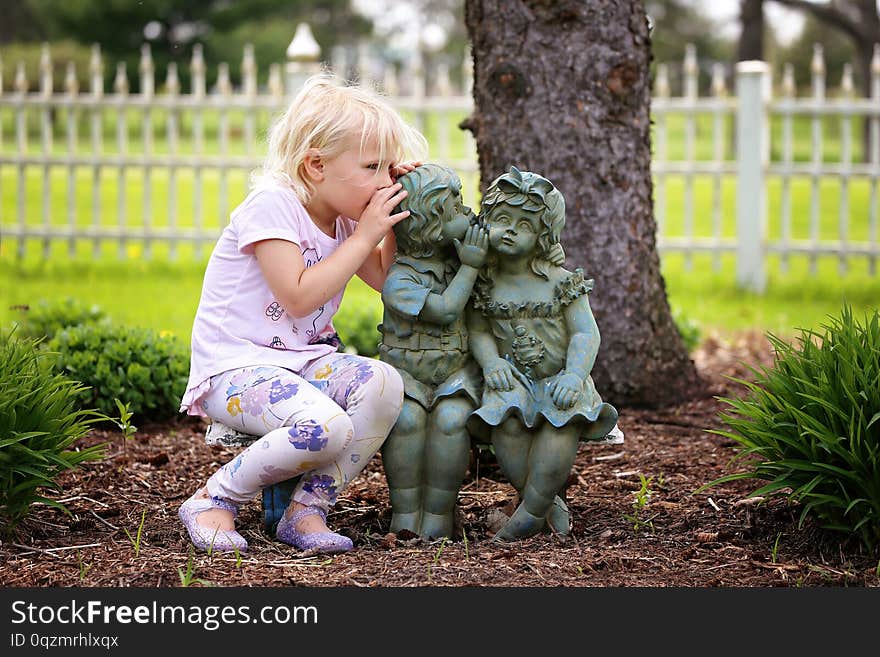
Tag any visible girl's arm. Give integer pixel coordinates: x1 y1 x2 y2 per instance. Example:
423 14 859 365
255 184 408 317
355 231 396 292
467 306 516 391
550 295 600 408
562 295 600 379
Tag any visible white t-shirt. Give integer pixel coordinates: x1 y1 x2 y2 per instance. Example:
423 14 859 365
180 181 358 417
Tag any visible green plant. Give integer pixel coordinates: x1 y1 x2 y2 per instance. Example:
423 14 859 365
76 550 92 581
672 306 701 352
623 474 655 534
178 547 212 587
427 537 449 583
333 300 382 357
47 323 190 421
702 304 880 551
11 297 109 341
771 532 782 564
123 508 147 557
0 332 107 532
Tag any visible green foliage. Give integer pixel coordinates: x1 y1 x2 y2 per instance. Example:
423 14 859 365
47 323 189 421
672 306 701 352
623 474 655 534
0 332 106 532
705 304 880 551
12 297 109 341
0 40 94 93
334 299 382 357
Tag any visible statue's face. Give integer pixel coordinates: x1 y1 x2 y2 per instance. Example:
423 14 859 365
486 205 539 256
438 190 474 246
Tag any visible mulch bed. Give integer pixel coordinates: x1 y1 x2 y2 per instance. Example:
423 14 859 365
2 330 878 587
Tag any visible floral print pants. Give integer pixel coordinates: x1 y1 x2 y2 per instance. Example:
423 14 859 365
200 353 404 512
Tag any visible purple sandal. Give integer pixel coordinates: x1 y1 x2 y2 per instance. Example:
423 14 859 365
178 493 248 553
276 506 353 554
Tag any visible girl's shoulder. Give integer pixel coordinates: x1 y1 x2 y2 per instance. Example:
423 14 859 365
551 267 594 303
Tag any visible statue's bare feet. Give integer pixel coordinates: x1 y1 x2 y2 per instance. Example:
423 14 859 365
545 495 571 535
493 502 545 541
419 511 453 539
390 511 421 535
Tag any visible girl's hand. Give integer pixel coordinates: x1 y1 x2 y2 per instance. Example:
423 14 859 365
485 357 517 392
390 161 422 180
547 243 566 267
453 224 489 268
550 372 582 409
356 182 410 246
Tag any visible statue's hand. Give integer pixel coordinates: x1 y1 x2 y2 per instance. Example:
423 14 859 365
547 243 566 267
550 372 582 409
485 357 517 392
453 224 489 268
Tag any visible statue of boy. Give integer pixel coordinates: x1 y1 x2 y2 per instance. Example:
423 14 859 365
379 164 487 539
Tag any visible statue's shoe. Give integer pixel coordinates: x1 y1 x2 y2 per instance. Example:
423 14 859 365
276 505 353 554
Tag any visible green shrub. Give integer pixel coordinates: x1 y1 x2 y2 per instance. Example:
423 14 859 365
12 297 109 341
47 323 190 421
0 333 106 532
672 306 701 352
705 304 880 551
334 301 382 357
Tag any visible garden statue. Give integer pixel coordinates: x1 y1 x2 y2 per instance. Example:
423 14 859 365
466 167 620 541
378 163 487 539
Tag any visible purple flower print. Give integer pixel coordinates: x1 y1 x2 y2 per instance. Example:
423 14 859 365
350 453 360 464
301 474 338 505
227 455 244 477
269 379 299 404
241 382 270 415
287 420 328 451
326 359 375 407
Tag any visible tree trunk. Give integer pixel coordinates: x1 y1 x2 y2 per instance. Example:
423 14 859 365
738 0 765 61
462 0 702 408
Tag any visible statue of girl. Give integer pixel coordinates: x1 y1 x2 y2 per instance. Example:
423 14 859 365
379 163 488 538
467 167 620 541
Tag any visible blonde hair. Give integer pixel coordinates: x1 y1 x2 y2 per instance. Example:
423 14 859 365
254 72 428 204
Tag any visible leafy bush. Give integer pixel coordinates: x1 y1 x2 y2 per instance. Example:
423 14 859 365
0 333 106 532
334 301 382 357
706 304 880 550
12 297 109 341
47 323 190 421
672 306 701 352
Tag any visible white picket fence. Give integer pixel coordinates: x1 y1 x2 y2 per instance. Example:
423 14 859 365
2 26 880 293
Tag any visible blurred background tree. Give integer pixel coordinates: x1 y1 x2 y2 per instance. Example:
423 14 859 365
2 0 373 92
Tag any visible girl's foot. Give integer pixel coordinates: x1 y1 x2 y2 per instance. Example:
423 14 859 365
178 489 247 553
276 502 353 553
493 502 546 542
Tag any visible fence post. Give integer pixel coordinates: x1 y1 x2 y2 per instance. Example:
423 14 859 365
735 60 769 293
286 23 322 96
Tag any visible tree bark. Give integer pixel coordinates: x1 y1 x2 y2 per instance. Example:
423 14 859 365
738 0 765 61
462 0 702 408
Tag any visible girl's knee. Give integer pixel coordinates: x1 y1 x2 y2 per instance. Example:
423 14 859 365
355 360 404 416
287 409 354 456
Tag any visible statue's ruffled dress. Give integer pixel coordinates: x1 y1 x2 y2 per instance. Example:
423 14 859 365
468 269 618 441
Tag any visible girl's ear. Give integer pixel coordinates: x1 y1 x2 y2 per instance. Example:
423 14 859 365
302 148 325 182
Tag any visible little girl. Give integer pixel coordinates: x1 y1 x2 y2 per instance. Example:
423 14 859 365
468 167 619 541
178 73 425 554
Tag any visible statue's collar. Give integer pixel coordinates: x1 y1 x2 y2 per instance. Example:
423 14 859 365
396 255 454 280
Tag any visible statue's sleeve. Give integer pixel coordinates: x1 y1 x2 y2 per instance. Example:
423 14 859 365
556 268 595 307
381 264 433 321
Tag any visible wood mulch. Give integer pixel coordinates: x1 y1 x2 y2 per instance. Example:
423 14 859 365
2 330 878 587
